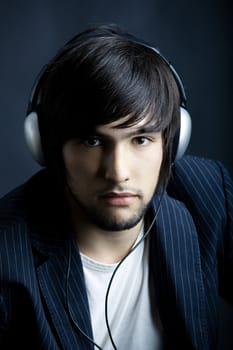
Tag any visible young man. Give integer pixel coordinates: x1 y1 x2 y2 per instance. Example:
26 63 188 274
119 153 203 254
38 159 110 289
0 24 232 350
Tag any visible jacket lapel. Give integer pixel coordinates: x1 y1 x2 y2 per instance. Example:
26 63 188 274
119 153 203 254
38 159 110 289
150 193 209 349
33 235 94 349
26 171 94 349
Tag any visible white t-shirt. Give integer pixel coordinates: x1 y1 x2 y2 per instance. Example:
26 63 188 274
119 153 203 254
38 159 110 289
81 231 162 350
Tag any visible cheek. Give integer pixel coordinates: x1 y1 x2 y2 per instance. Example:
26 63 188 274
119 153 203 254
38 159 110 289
144 143 163 170
145 162 162 188
62 145 97 179
141 148 163 189
65 160 97 186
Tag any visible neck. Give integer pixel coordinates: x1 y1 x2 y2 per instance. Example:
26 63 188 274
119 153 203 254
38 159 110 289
77 221 144 264
67 195 144 264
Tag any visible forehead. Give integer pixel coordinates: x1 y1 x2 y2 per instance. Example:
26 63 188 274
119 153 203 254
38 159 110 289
95 114 160 137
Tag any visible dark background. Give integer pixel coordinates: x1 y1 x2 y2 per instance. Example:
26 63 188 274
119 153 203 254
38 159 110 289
0 0 232 195
0 0 232 347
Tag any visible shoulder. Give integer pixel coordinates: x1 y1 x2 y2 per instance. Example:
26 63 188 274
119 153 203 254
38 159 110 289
0 169 68 253
172 154 229 179
167 155 233 224
170 155 232 192
0 170 50 242
0 170 46 220
0 170 61 280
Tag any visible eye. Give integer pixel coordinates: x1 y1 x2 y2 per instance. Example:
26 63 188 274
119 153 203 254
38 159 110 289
133 136 151 145
82 136 102 147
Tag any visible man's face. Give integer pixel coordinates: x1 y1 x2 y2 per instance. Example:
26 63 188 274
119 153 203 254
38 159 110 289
62 116 163 231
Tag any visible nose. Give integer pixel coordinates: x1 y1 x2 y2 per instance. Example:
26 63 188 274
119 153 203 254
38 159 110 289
101 144 130 183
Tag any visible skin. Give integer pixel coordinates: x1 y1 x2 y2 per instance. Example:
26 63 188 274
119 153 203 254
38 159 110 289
62 115 163 263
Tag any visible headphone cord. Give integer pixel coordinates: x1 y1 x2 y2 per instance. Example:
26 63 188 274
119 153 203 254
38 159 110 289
104 186 166 349
66 241 103 350
66 186 166 349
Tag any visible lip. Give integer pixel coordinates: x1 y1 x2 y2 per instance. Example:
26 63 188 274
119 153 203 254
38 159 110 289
99 192 138 206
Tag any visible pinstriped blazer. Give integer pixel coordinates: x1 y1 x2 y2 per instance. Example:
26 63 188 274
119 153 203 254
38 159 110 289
0 155 232 349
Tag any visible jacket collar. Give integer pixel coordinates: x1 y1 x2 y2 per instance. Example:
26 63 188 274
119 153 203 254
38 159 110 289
149 193 209 349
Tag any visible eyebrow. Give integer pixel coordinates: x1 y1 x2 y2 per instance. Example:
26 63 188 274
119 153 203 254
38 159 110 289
129 125 161 135
95 125 161 138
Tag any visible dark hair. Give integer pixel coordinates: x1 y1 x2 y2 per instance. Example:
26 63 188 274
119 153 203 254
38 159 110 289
38 24 180 189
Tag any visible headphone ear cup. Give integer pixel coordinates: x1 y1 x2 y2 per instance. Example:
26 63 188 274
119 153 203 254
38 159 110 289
24 112 45 166
173 107 192 162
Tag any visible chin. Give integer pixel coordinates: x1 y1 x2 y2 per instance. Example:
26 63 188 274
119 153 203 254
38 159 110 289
90 209 146 231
